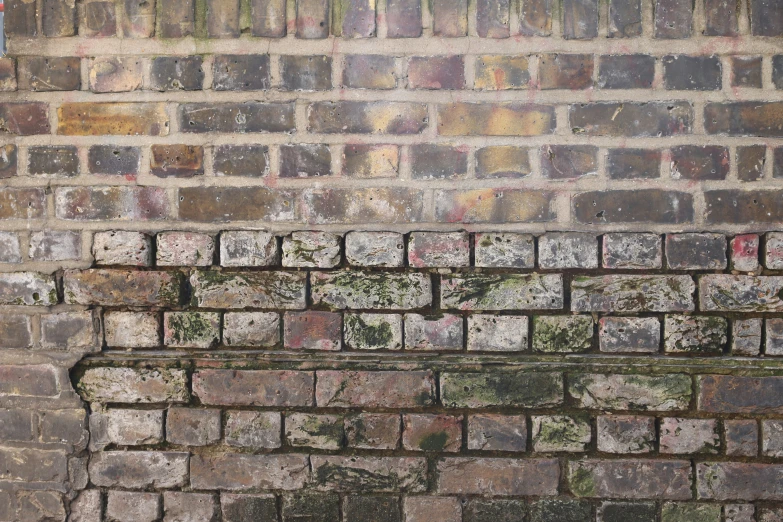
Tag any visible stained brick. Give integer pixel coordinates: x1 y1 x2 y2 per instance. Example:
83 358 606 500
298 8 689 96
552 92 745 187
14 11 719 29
284 311 341 350
78 367 188 402
441 273 562 310
106 492 160 522
563 0 598 39
475 55 530 90
608 0 641 37
58 102 168 136
603 233 662 269
726 420 759 456
181 102 294 133
280 144 331 177
166 408 221 445
539 232 598 269
438 103 555 136
282 231 340 267
105 311 161 348
736 145 766 181
0 145 16 179
64 269 181 306
698 462 783 500
251 0 286 37
28 146 79 177
346 413 401 449
664 55 722 90
705 190 783 224
598 55 655 88
0 365 58 397
343 55 397 89
569 460 692 499
312 270 431 309
432 0 467 36
19 57 80 91
0 232 21 263
0 188 45 220
150 144 204 178
474 147 529 178
706 102 783 137
666 233 727 269
311 456 427 492
570 102 692 137
122 0 156 37
572 274 694 312
180 187 294 223
282 493 340 522
193 369 314 406
213 55 270 91
224 312 279 347
0 59 15 92
441 371 563 408
386 0 421 37
597 415 655 453
158 0 195 37
342 144 399 177
220 231 278 266
190 454 309 491
345 496 401 522
309 101 426 134
700 275 783 312
305 188 423 224
573 190 694 224
190 270 305 308
280 55 333 89
287 413 343 449
29 230 81 261
0 272 57 306
214 145 269 177
533 315 592 353
477 0 510 38
56 186 170 221
43 0 77 36
408 56 464 90
0 103 49 135
437 458 559 496
88 56 142 92
333 0 376 37
655 0 693 38
704 0 738 35
731 56 762 88
317 370 435 407
405 497 461 522
405 314 463 351
468 315 528 352
164 312 220 348
150 56 204 91
296 0 329 38
225 412 281 448
6 0 38 36
81 0 117 36
93 230 153 266
732 318 761 355
532 415 591 452
541 145 597 179
519 0 553 35
751 0 783 36
88 145 141 176
410 144 467 179
207 0 240 37
539 54 593 90
468 414 526 452
699 375 783 412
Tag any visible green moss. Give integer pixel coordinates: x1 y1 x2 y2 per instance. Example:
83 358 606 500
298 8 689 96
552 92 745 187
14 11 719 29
568 465 596 497
418 431 449 451
533 316 593 353
168 313 216 344
345 314 395 349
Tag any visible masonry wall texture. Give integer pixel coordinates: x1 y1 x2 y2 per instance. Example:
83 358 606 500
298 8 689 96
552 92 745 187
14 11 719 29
3 0 783 520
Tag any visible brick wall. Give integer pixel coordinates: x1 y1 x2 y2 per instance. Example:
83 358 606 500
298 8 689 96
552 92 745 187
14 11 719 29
3 0 783 520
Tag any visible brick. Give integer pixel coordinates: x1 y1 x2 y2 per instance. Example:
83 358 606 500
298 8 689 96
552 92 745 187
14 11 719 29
532 415 591 452
302 190 414 227
90 451 188 488
151 144 205 178
655 0 693 38
190 454 309 491
572 275 695 312
539 233 597 268
762 420 783 456
700 275 783 312
88 145 141 176
282 493 339 522
732 318 761 355
410 144 467 179
441 371 563 408
732 56 762 88
598 55 654 88
775 56 783 88
77 367 189 403
179 187 296 222
342 55 397 89
666 233 727 269
166 407 221 445
569 460 691 499
477 0 510 38
69 490 102 522
671 145 729 180
345 413 400 449
39 409 88 447
43 0 77 36
122 0 156 37
193 369 314 406
308 101 426 134
280 55 332 91
163 493 217 522
660 417 720 454
775 147 783 177
28 146 79 177
286 413 343 449
0 447 67 482
0 188 45 220
0 103 50 135
157 231 214 266
58 102 169 136
224 312 279 347
539 54 592 89
225 411 281 448
563 0 598 39
599 317 660 353
569 373 692 411
438 458 559 496
0 315 33 348
699 375 783 413
103 409 164 446
19 57 80 91
572 102 692 137
468 414 526 452
64 269 181 306
0 365 58 397
29 230 81 261
436 189 556 223
213 55 270 91
345 231 403 267
706 102 783 137
519 0 553 35
312 270 431 309
214 145 269 177
600 502 656 522
530 499 590 522
730 234 760 271
408 56 464 90
80 0 117 37
386 0 421 37
541 145 597 179
468 315 528 352
149 56 204 91
767 318 783 355
405 497 461 522
342 144 399 178
88 56 143 92
442 273 563 310
190 270 305 309
345 313 402 350
697 462 783 500
0 232 21 263
0 272 57 306
608 0 641 37
533 315 592 353
662 503 721 522
296 0 329 38
280 144 331 178
705 190 783 224
474 233 533 268
432 0 467 36
438 102 555 136
40 311 101 351
207 0 240 37
345 496 400 522
475 146 530 178
163 311 221 349
603 233 662 269
0 59 16 92
251 0 286 36
106 492 161 522
0 145 17 179
333 0 376 37
284 311 342 350
180 102 294 133
597 415 655 453
704 0 738 35
768 232 783 268
725 419 759 456
407 231 467 267
158 0 194 37
6 0 38 36
317 370 435 407
105 311 160 348
93 231 152 266
726 504 755 522
751 0 783 36
404 314 463 351
311 456 427 492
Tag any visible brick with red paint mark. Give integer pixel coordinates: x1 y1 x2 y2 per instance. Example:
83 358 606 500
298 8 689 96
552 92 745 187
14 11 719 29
731 234 760 272
407 56 464 90
296 0 330 38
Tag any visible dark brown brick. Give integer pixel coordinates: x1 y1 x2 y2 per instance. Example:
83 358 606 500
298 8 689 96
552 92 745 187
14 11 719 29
158 0 195 37
608 0 641 37
5 0 38 36
664 55 722 90
342 55 397 89
194 370 314 406
475 146 530 178
251 0 286 37
563 0 598 39
706 102 783 136
150 145 204 178
88 145 140 176
0 59 16 92
541 145 597 179
207 0 240 37
333 0 376 37
213 55 270 91
308 101 427 134
704 0 738 35
570 102 692 137
80 1 117 37
0 189 46 220
655 0 693 38
573 190 694 224
737 145 766 182
732 56 763 88
178 187 296 222
607 149 661 179
705 190 783 223
751 0 783 36
438 103 555 136
28 146 79 177
700 375 783 413
43 0 77 36
214 145 269 177
280 144 331 178
670 145 729 180
519 0 553 35
539 54 593 90
0 145 17 179
477 0 510 38
19 57 80 92
58 103 168 136
122 0 156 37
179 102 294 133
55 186 170 220
666 233 727 270
774 55 783 89
0 103 49 135
598 55 654 89
280 55 332 91
0 316 33 349
407 56 464 90
434 189 556 223
296 0 329 38
432 0 467 36
304 188 424 223
411 144 467 179
386 0 421 37
775 147 783 178
150 56 204 91
283 493 340 521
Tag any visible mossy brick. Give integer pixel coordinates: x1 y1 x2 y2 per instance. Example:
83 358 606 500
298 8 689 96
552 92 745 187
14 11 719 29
597 415 655 454
18 57 80 91
179 102 294 133
467 414 526 452
475 233 534 268
0 315 32 349
0 103 50 135
519 0 552 35
725 419 759 457
166 407 221 446
668 232 727 269
295 0 330 38
569 459 692 499
193 369 314 406
149 56 204 91
664 315 726 354
64 269 180 306
437 458 559 496
403 414 462 452
408 56 464 90
438 102 555 136
77 367 189 403
190 270 305 309
441 371 564 408
700 275 783 311
441 273 563 311
660 417 720 454
726 504 755 522
311 455 427 492
80 0 117 37
608 0 641 37
476 0 509 38
531 415 591 452
316 370 435 407
282 231 340 267
280 55 332 91
475 55 530 90
89 451 189 488
533 315 592 353
280 144 331 178
283 493 339 522
43 0 77 36
541 145 597 179
106 491 161 522
333 0 376 37
569 373 692 411
308 101 427 134
699 375 783 413
570 102 692 137
0 188 46 220
598 55 654 88
343 55 397 89
305 187 423 224
345 231 404 267
284 311 342 350
345 413 401 449
410 144 468 180
213 55 270 91
539 54 592 89
157 0 195 37
436 189 556 223
571 275 695 312
654 0 692 38
386 0 421 37
207 0 240 37
661 503 720 522
0 272 57 306
224 411 281 449
432 0 467 36
345 313 402 350
408 231 469 267
286 413 344 450
40 310 101 351
163 311 220 349
29 230 81 261
0 145 17 179
405 497 461 522
88 56 143 93
468 315 528 352
530 499 590 522
475 147 531 178
598 502 656 522
223 312 279 347
222 494 278 522
603 233 662 269
599 317 660 353
190 454 309 491
311 270 431 309
344 496 401 522
573 190 694 224
697 462 783 500
251 0 286 36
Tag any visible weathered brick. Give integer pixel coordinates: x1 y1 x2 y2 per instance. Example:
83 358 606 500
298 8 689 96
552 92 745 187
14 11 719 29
68 491 103 522
345 496 401 522
6 0 38 36
0 272 57 306
213 55 270 91
157 0 195 37
43 0 77 36
106 491 161 522
0 365 58 397
341 144 399 178
571 102 692 137
666 233 727 269
309 101 426 134
705 190 783 224
699 375 783 412
77 367 189 403
438 102 555 136
405 497 461 522
286 413 343 449
533 315 592 353
532 415 591 452
704 0 738 35
280 55 332 91
150 145 204 178
214 145 269 177
600 502 657 522
598 55 654 89
0 315 33 349
224 312 279 347
29 230 81 261
317 370 435 407
663 503 721 522
105 311 160 348
519 0 553 35
280 144 331 178
539 54 592 89
386 0 421 37
0 145 17 179
149 56 204 91
93 231 152 266
0 59 16 92
312 270 431 309
0 188 45 220
122 0 156 37
732 318 761 356
698 462 783 500
706 102 783 137
726 419 758 457
563 0 598 39
251 0 286 36
432 0 467 36
572 275 695 312
603 233 662 269
342 55 397 89
441 371 563 408
408 231 468 267
88 145 141 176
475 233 534 268
408 56 464 90
569 373 692 411
569 460 691 499
599 317 660 353
101 409 164 446
157 231 214 265
751 0 783 36
163 493 217 522
670 145 729 180
0 447 67 482
730 234 760 271
307 187 419 223
660 417 720 454
608 0 641 37
180 102 294 133
193 369 314 406
0 103 50 135
166 407 221 445
295 0 329 38
40 409 88 448
767 318 783 355
762 420 783 457
207 0 240 37
774 56 783 89
190 454 309 491
312 456 426 492
767 232 783 268
333 0 376 37
282 493 340 522
442 273 563 310
28 146 78 177
163 312 221 349
345 313 402 350
436 189 555 223
0 232 21 263
64 269 181 306
475 146 530 179
179 187 295 222
468 315 528 352
775 147 783 178
19 57 80 91
655 0 693 38
468 414 526 452
477 0 510 38
284 311 342 350
345 413 400 449
88 56 143 92
541 145 597 179
225 411 281 448
410 144 468 179
438 458 559 496
539 233 597 268
90 451 188 488
726 504 755 522
58 102 169 135
732 56 762 88
700 275 783 311
345 231 403 267
40 311 101 351
80 0 117 37
190 270 305 309
404 314 463 351
597 415 655 454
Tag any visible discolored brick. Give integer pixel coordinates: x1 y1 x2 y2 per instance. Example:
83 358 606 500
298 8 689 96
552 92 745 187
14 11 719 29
664 55 722 90
90 451 188 488
88 145 141 176
345 496 401 522
410 144 467 179
0 145 15 179
251 0 286 37
519 0 553 35
655 0 693 38
438 103 555 136
0 188 46 220
530 499 590 522
563 0 598 39
666 233 727 269
345 313 402 350
64 269 181 306
597 415 655 453
665 315 726 355
29 230 81 261
541 145 597 179
0 272 56 306
408 56 464 90
703 0 738 35
608 0 641 37
599 317 660 353
404 314 463 351
726 419 759 457
43 0 77 36
539 232 598 269
569 459 692 499
280 144 331 178
405 497 461 522
93 230 152 266
533 315 592 353
220 231 278 266
468 314 528 352
598 55 655 88
166 408 221 445
0 103 50 135
213 55 270 91
572 274 694 312
190 454 309 491
475 233 534 267
0 315 33 348
58 102 168 136
603 233 662 269
333 0 376 37
282 492 340 522
150 144 204 178
304 187 423 224
539 54 592 90
223 312 279 347
207 0 240 37
432 0 467 36
767 232 783 268
570 373 691 410
19 57 80 92
309 101 426 134
312 456 426 493
317 370 435 407
345 413 401 449
312 270 430 309
441 371 563 408
224 412 281 448
193 369 314 406
286 413 344 449
296 0 329 38
437 458 559 496
81 0 117 36
570 102 692 137
190 270 305 309
386 0 421 37
732 318 761 356
342 55 397 89
468 414 526 452
731 56 762 88
280 55 332 90
475 55 530 90
104 311 161 348
477 0 510 38
122 0 156 37
214 145 269 177
88 56 142 92
736 145 766 181
149 56 204 91
179 186 295 222
751 0 783 36
661 418 720 454
181 102 294 133
6 0 38 36
28 146 79 177
342 144 399 178
284 311 341 351
0 59 16 92
0 232 21 263
164 312 220 349
106 491 161 522
573 189 694 224
532 415 591 452
157 0 195 37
